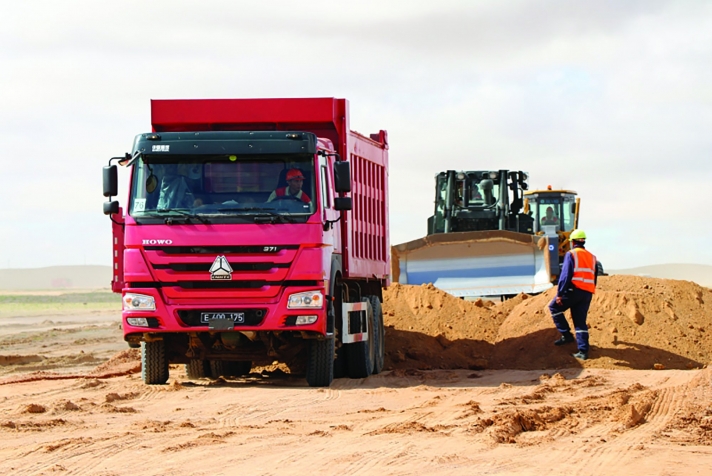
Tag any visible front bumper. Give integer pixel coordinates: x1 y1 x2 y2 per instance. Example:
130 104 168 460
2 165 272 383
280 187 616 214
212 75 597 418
120 285 327 339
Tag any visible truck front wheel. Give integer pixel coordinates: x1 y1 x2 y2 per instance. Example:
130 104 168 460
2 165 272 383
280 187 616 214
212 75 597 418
306 337 334 387
141 341 169 385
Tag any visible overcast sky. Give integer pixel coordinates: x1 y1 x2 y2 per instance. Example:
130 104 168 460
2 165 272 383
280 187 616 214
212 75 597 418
1 0 711 270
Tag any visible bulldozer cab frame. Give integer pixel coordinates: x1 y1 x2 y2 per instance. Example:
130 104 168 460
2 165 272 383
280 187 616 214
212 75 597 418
524 189 579 235
524 188 580 259
427 170 533 236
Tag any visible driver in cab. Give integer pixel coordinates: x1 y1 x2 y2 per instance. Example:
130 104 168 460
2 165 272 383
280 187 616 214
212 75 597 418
541 206 560 226
267 169 311 204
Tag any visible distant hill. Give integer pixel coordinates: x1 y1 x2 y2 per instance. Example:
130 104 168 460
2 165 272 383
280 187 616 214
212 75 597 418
0 266 112 290
609 263 712 288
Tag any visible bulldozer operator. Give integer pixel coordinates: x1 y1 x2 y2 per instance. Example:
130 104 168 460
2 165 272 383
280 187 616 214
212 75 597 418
540 206 559 226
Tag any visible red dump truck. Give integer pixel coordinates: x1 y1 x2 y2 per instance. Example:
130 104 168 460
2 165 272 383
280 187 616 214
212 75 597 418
102 98 389 387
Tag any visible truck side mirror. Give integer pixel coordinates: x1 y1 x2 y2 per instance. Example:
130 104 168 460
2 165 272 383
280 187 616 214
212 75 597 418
103 165 118 197
334 162 351 193
334 197 352 211
103 201 119 215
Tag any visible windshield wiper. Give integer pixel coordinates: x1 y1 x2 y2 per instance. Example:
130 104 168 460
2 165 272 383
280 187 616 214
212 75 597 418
254 212 296 224
216 207 297 224
153 210 211 225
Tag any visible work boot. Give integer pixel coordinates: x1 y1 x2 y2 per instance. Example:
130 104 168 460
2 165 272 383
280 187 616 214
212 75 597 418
572 351 588 360
554 333 575 346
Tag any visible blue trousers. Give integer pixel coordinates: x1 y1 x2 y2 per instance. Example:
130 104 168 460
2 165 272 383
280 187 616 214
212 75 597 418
548 288 593 353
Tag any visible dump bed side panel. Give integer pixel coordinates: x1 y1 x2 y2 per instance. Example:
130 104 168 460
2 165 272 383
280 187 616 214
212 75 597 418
343 130 390 282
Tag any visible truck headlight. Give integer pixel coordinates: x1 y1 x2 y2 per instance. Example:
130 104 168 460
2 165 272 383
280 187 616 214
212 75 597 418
287 291 323 309
126 317 150 327
123 293 156 311
295 315 318 325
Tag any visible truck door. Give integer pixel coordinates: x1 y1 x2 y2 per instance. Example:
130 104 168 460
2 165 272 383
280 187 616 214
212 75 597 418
319 154 342 252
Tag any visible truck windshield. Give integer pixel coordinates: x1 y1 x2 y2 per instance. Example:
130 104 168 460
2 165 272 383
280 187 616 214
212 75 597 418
129 155 316 221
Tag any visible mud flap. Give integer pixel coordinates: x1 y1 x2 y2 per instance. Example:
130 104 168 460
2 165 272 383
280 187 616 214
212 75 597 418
342 300 374 379
341 301 370 344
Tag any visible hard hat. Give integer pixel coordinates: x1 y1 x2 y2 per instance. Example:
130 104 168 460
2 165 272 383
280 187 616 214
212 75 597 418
286 169 305 181
570 229 586 241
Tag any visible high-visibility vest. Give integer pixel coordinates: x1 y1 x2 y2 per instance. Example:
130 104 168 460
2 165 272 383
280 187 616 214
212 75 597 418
570 247 597 293
275 187 311 203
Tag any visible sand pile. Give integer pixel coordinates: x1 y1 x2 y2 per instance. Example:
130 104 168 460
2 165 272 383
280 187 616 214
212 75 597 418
383 275 712 371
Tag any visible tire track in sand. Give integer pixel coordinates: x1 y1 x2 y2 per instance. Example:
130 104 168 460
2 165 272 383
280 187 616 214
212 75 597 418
214 386 342 428
577 382 686 476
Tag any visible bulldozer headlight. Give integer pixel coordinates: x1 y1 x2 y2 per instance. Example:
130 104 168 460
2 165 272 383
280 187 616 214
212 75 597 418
123 293 156 311
287 291 323 309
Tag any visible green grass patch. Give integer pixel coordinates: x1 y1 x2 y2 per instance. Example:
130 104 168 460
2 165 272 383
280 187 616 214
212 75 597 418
0 292 121 314
0 292 121 304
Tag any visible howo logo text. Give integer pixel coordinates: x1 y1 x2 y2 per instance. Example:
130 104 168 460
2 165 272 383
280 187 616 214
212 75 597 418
142 239 173 245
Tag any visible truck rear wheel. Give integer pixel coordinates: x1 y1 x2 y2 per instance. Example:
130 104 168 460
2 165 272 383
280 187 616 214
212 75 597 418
141 341 169 385
209 360 228 379
368 295 385 375
306 337 334 387
185 359 209 379
345 299 374 379
227 361 252 377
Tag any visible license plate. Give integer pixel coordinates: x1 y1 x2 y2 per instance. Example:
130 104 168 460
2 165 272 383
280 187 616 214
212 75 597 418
200 312 245 324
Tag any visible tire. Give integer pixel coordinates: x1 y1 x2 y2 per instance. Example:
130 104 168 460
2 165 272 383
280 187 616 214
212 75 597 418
209 360 229 379
185 359 209 379
345 299 374 379
333 347 347 379
306 337 334 387
227 361 252 377
141 341 169 385
368 295 385 375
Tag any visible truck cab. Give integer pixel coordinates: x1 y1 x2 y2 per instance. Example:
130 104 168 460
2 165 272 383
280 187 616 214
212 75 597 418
103 98 389 387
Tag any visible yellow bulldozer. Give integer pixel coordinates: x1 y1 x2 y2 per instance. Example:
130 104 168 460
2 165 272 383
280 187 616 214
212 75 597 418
391 170 596 299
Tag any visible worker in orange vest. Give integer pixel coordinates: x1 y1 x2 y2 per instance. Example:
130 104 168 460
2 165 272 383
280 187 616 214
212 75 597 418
548 229 597 360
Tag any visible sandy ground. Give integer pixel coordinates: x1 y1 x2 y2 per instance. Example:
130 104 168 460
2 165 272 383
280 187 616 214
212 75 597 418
1 278 711 475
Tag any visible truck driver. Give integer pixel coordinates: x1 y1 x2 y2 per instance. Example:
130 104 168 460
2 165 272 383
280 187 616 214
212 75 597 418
267 168 311 204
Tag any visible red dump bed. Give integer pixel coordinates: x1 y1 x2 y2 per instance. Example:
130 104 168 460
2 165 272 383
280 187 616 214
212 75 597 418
150 98 390 283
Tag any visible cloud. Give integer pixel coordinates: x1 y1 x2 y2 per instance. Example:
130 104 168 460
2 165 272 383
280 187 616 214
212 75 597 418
0 1 711 268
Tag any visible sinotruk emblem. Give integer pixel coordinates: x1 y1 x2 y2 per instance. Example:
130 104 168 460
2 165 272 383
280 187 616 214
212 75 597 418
209 255 233 280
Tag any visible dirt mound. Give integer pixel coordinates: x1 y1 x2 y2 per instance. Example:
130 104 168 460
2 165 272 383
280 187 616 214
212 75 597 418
383 276 712 371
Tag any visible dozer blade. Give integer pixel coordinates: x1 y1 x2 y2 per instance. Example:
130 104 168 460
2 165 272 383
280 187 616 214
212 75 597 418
391 230 555 298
